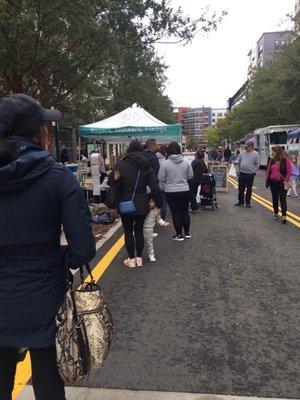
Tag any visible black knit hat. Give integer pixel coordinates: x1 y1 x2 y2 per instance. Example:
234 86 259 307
0 93 62 137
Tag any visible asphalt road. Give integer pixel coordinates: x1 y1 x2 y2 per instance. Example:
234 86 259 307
76 178 300 398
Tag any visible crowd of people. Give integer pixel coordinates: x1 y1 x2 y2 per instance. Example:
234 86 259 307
108 139 300 267
108 138 205 268
0 93 299 400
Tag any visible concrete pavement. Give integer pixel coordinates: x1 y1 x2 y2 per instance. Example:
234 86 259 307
17 387 299 400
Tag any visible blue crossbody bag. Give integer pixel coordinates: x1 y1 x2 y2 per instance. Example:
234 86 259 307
119 170 141 214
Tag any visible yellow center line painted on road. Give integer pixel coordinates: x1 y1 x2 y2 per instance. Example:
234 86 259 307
229 177 300 222
227 177 300 228
13 235 125 400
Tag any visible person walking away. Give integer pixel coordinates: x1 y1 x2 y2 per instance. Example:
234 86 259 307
287 156 299 198
158 142 193 241
109 140 162 268
156 145 168 220
0 94 95 400
266 146 292 224
189 150 208 213
235 143 259 208
223 147 232 163
144 138 159 175
143 195 170 262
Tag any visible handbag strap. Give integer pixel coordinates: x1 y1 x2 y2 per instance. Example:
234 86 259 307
131 170 141 202
79 264 95 284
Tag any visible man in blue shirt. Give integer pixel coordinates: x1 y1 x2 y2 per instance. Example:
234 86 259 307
144 138 159 175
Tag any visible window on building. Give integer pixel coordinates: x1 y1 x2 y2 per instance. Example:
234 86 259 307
217 112 222 117
212 119 215 123
275 40 280 52
212 113 215 116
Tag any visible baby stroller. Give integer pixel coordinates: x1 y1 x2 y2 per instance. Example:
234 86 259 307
200 174 218 211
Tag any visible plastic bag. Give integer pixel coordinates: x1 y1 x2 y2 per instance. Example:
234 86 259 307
228 163 237 177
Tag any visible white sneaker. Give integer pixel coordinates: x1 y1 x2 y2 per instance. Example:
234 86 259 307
152 233 158 238
135 257 143 267
149 255 156 262
123 258 136 268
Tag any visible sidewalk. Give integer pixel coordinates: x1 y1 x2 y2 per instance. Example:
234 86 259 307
17 387 298 400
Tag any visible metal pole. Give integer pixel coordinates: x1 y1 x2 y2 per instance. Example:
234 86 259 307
78 135 82 181
54 122 60 162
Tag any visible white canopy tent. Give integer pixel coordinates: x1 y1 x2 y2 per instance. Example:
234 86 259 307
78 103 182 166
79 103 181 142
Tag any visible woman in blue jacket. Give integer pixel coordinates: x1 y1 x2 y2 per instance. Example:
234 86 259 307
0 94 95 400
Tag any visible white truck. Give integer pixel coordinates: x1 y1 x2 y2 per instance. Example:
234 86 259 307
253 125 300 167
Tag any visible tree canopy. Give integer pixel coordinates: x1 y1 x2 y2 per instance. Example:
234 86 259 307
0 0 225 126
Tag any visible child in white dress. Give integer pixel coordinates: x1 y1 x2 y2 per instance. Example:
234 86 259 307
144 196 170 262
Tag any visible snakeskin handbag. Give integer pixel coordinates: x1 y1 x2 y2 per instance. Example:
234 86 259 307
55 264 113 384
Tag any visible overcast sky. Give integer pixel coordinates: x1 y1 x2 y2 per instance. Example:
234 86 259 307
155 0 295 109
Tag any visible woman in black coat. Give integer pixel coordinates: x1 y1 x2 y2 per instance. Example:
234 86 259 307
188 150 208 212
109 140 162 268
0 94 95 400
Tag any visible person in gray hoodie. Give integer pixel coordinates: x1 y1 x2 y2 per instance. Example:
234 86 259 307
158 142 193 241
156 145 168 220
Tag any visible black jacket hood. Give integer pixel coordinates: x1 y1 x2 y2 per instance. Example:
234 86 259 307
123 152 151 170
0 136 55 192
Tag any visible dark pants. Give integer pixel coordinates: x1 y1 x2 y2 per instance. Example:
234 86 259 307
99 172 106 203
166 191 190 235
121 214 146 258
238 172 255 204
160 191 168 220
189 182 199 211
0 347 65 400
270 180 287 216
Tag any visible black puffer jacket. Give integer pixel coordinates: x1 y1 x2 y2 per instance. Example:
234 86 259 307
0 137 95 348
111 152 162 215
189 158 208 185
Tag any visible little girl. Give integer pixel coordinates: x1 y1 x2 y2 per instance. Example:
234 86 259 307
144 195 170 262
287 156 299 198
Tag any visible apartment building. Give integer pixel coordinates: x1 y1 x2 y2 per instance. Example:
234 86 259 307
211 108 227 126
248 31 291 75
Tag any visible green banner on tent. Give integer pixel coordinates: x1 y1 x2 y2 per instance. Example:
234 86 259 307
78 124 181 137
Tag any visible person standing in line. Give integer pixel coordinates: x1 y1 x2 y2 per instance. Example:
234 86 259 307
144 138 159 176
223 147 232 163
235 143 259 208
209 148 218 161
216 148 223 162
266 146 292 224
143 195 170 262
0 94 95 400
156 145 168 220
158 142 193 241
287 156 299 198
110 140 162 268
188 150 208 213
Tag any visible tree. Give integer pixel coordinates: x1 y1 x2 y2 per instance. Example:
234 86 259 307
0 0 225 126
215 36 300 143
185 135 199 150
